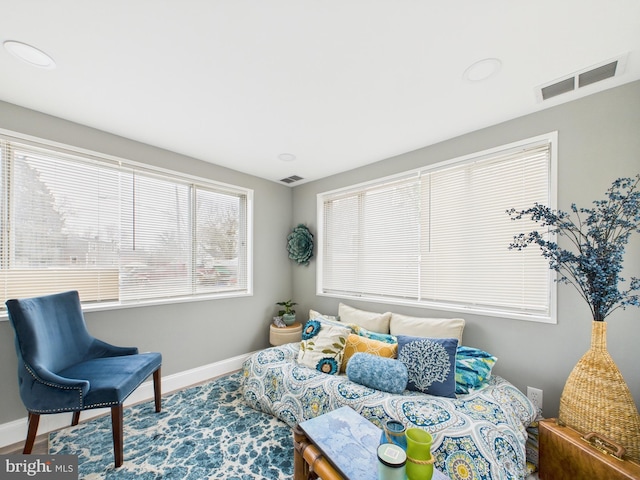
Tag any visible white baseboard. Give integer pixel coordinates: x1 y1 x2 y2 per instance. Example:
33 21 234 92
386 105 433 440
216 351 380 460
0 351 255 449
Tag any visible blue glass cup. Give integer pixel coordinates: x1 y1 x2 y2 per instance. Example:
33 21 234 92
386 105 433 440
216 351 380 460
380 419 408 450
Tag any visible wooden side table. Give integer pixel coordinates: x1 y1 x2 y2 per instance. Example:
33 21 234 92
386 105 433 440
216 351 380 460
269 322 302 346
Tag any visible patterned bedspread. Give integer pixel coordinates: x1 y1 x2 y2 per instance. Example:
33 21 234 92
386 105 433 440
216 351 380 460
241 343 537 480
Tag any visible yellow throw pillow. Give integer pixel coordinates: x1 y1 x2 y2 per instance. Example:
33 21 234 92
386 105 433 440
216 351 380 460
341 334 398 373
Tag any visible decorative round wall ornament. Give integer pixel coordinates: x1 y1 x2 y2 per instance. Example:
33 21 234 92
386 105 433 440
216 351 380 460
287 224 314 265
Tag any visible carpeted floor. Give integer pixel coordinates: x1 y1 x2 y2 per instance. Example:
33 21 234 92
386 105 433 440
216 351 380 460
49 372 293 479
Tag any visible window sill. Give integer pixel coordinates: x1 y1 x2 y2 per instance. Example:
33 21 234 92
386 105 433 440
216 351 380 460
0 290 252 321
317 292 556 324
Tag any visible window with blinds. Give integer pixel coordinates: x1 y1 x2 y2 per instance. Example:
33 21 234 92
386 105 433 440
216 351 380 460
318 133 557 323
0 135 252 309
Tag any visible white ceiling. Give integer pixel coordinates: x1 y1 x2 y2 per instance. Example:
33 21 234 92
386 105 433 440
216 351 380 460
1 1 639 185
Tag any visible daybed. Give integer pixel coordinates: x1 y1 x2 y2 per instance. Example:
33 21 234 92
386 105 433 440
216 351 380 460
241 305 538 480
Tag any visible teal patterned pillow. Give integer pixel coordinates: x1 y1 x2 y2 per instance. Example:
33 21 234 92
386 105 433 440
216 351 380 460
455 346 497 394
397 335 458 398
350 324 397 344
298 320 350 375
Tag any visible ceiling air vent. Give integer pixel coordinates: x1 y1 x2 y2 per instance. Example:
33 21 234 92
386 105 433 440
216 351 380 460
537 54 627 101
578 61 618 88
280 175 303 184
541 77 575 101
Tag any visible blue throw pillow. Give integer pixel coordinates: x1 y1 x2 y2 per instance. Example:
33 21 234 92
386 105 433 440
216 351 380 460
346 353 408 394
396 335 458 398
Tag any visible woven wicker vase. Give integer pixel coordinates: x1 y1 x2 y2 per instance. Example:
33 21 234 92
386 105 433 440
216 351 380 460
559 321 640 462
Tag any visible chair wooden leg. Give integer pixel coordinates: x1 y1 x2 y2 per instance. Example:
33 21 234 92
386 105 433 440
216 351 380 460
71 411 81 426
23 412 40 454
111 404 124 468
153 367 162 413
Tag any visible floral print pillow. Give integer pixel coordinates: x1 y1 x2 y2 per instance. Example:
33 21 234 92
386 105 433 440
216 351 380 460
297 320 350 375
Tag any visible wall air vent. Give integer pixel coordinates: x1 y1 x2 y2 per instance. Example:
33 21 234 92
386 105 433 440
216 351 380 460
537 54 627 102
280 175 303 184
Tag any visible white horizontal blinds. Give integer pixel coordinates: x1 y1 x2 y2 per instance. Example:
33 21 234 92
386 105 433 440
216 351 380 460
322 174 421 299
1 140 121 303
119 169 192 302
194 186 246 294
501 146 551 314
422 143 551 315
322 192 359 294
320 138 552 318
0 135 251 308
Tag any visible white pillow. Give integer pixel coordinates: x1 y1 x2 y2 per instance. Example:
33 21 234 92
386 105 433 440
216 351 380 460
309 309 340 322
389 313 465 343
338 303 391 334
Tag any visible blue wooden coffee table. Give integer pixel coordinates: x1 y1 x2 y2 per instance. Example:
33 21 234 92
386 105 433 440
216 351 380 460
293 406 448 480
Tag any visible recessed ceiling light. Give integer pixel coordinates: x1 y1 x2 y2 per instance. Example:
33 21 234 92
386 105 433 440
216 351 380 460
3 40 56 69
278 153 296 162
463 58 501 82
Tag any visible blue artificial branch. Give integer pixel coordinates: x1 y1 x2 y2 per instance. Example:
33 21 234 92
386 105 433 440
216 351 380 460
507 174 640 321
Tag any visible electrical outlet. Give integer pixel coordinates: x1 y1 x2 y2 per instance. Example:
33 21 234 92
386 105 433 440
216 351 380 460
527 386 543 411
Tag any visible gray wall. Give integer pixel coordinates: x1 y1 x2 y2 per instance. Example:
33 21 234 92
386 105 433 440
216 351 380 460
0 101 293 424
291 80 640 419
1 81 638 426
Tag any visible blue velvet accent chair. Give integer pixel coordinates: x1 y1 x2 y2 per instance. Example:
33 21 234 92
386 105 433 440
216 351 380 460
5 290 162 468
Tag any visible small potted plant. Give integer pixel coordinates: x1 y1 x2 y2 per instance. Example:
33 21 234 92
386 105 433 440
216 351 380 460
276 300 298 326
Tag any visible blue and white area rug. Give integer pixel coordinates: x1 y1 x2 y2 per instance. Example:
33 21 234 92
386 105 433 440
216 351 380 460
49 372 293 479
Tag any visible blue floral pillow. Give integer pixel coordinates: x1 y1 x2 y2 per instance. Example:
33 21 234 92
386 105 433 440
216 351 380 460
455 346 497 394
298 320 350 375
396 335 458 398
